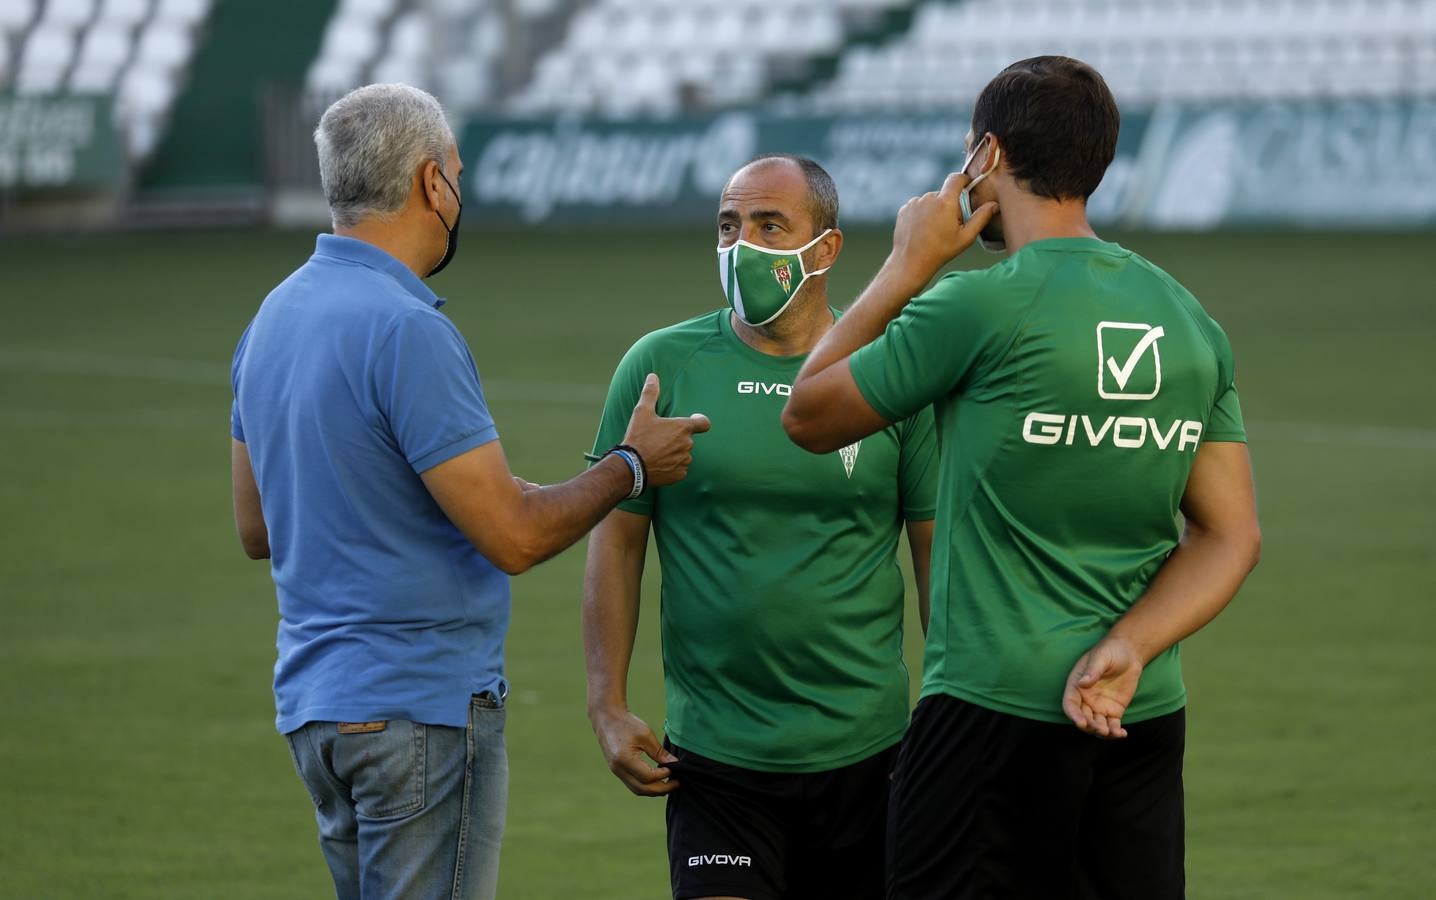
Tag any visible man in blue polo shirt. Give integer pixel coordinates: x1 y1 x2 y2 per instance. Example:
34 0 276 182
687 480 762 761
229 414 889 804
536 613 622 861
230 84 709 900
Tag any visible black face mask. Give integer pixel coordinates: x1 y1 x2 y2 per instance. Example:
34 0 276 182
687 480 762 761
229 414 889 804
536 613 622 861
426 169 462 278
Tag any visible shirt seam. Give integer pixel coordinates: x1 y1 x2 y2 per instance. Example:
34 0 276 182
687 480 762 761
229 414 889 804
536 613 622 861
410 424 499 474
920 682 1187 725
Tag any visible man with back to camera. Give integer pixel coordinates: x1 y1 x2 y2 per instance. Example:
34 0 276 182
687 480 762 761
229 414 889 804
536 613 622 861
782 57 1262 899
229 83 709 900
583 154 939 900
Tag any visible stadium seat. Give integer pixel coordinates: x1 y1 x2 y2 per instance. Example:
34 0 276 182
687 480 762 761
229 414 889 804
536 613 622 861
135 22 194 72
436 57 491 109
306 57 364 95
127 111 164 158
97 0 151 28
336 0 400 25
17 25 77 80
154 0 213 27
0 0 38 34
118 65 178 118
69 25 132 90
41 0 98 30
388 12 428 61
317 17 381 67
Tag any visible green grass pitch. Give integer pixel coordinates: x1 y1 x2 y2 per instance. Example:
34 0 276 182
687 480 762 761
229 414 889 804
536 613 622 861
0 227 1432 897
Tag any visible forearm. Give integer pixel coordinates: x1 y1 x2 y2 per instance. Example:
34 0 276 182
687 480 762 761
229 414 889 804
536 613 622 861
907 519 933 637
582 527 645 715
509 455 635 572
1108 524 1260 664
796 257 927 385
783 259 928 452
917 569 931 637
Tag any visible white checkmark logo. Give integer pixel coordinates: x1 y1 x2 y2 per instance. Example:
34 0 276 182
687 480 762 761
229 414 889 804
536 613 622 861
1096 322 1165 400
1105 326 1164 390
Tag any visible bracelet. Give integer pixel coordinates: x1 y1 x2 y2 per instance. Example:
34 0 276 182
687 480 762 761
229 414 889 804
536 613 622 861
605 444 647 500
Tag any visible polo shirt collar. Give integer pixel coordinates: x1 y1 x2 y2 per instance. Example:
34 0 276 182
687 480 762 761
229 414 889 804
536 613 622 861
313 233 447 308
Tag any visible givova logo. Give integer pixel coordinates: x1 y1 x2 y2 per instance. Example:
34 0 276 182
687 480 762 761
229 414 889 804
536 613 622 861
1018 320 1201 452
1097 321 1164 400
737 380 791 396
1022 413 1202 452
688 853 753 867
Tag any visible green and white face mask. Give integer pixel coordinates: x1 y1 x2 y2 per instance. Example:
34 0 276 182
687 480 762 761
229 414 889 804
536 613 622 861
717 229 832 327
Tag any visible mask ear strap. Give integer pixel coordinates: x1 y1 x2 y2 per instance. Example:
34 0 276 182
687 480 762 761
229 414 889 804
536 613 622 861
799 228 834 277
985 142 1001 179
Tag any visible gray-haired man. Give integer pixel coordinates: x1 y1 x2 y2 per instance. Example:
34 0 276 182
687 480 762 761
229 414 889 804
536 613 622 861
230 84 709 899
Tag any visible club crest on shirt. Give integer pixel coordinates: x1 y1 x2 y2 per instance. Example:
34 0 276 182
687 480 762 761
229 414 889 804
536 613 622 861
839 441 861 478
771 258 794 294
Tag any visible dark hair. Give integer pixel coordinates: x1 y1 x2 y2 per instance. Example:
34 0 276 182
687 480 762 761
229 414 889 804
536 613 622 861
743 153 840 235
971 56 1120 201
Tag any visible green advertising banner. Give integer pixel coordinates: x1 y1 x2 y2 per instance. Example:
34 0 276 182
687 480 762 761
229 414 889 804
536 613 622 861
0 94 126 191
460 101 1436 229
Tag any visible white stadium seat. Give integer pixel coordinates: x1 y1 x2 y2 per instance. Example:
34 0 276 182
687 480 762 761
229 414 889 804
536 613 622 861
19 25 78 73
0 0 38 33
69 25 132 90
118 65 177 117
318 17 381 65
40 0 97 30
306 57 364 95
135 22 193 71
388 13 429 61
154 0 212 27
336 0 398 24
97 0 151 28
77 24 133 69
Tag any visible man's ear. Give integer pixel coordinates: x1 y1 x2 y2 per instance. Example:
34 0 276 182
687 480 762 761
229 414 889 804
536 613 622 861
817 228 844 270
419 159 443 211
983 133 1006 177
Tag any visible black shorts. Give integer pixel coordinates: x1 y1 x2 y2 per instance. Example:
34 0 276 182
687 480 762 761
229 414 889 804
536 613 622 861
665 741 896 900
887 694 1186 900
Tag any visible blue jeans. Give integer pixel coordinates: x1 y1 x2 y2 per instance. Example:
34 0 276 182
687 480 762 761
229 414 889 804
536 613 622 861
285 694 508 900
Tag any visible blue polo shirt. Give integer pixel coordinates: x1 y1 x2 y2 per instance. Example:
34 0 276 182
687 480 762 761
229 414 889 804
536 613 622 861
231 233 509 733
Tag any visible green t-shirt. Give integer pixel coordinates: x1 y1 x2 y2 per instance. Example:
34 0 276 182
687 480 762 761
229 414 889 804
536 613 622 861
592 308 939 772
849 238 1246 724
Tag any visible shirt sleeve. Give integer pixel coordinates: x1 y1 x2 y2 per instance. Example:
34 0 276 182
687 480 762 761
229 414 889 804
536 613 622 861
230 323 250 442
375 308 500 473
897 405 939 521
1204 320 1247 443
589 338 657 516
848 271 1001 423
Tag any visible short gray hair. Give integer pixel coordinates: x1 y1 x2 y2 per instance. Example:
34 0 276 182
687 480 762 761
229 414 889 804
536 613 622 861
314 84 454 228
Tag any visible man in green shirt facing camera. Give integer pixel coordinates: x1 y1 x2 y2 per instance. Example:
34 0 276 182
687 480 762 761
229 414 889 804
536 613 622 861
585 154 938 900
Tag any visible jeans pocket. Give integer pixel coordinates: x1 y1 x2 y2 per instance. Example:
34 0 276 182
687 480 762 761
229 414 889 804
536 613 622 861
343 720 427 820
284 731 325 809
471 695 507 736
